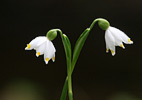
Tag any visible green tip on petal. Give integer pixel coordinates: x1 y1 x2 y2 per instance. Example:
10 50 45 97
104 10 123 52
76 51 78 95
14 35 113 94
97 18 110 30
46 29 57 41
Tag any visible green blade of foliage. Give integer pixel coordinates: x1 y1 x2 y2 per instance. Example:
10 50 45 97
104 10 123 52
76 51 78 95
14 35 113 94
57 30 72 64
62 34 72 65
71 28 90 71
62 34 73 100
60 77 68 100
59 33 72 100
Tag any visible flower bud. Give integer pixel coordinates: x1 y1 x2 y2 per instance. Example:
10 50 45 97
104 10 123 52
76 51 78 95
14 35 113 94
97 18 110 30
46 29 57 41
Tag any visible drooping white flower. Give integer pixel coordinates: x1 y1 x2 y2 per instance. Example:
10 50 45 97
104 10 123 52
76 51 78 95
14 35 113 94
105 26 133 56
25 36 56 64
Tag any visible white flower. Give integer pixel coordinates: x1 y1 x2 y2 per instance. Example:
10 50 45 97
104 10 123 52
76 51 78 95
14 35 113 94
25 36 56 64
105 26 133 56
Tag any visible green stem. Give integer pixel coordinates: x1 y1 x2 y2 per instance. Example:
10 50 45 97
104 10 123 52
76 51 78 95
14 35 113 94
56 29 73 100
89 18 99 30
67 63 73 100
60 18 100 100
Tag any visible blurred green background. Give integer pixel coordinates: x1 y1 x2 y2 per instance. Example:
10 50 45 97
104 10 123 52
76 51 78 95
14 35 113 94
1 0 142 100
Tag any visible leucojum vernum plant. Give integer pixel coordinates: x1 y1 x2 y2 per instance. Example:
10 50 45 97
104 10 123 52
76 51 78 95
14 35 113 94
25 18 133 100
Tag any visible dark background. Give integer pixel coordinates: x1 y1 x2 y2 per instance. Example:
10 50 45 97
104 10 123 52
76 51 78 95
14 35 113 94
1 0 142 100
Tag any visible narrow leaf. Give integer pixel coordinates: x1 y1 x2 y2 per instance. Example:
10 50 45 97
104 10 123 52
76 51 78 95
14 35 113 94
72 28 90 71
62 34 72 61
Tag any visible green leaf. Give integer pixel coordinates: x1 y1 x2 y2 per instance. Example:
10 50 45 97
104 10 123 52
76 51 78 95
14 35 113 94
57 30 72 100
60 77 68 100
57 29 72 63
62 34 73 100
62 34 72 62
72 28 90 71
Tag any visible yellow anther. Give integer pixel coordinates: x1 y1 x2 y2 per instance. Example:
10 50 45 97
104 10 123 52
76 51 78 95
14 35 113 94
111 50 114 54
27 44 31 49
52 57 55 61
37 52 40 56
106 48 109 52
128 38 131 43
46 58 49 62
120 44 124 48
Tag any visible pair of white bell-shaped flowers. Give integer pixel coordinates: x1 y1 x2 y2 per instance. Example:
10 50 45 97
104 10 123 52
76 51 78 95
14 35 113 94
25 21 133 64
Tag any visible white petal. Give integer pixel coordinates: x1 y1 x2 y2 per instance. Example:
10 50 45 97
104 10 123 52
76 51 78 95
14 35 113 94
35 42 46 57
109 26 133 44
105 29 116 56
44 40 56 64
108 27 123 46
25 36 47 50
